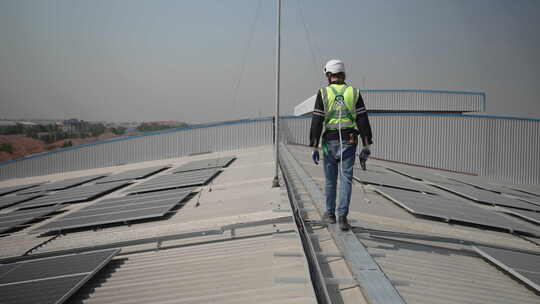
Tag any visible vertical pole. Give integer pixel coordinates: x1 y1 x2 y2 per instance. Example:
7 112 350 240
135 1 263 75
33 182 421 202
272 0 281 188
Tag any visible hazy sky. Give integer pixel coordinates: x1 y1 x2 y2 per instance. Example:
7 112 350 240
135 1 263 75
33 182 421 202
1 0 539 122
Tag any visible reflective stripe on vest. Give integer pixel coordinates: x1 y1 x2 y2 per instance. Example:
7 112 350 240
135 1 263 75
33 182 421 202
321 84 358 130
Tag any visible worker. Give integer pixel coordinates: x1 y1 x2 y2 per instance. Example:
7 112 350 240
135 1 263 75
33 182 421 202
309 59 373 231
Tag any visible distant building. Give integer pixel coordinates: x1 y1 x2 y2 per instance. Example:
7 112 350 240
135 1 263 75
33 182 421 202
16 121 37 126
145 121 186 127
0 121 36 127
61 119 86 133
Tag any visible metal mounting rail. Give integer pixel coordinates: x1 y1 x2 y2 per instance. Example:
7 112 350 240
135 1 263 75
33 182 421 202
0 216 292 264
280 143 407 304
279 145 333 304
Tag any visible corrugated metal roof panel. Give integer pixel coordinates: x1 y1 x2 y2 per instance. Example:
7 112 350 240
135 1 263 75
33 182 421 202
0 233 56 259
8 147 318 303
67 228 316 304
287 144 540 303
361 236 539 304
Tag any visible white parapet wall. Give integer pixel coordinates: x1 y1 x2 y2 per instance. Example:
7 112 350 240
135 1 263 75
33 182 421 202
1 114 538 184
282 113 540 184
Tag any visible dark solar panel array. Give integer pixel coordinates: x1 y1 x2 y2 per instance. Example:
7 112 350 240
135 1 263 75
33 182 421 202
501 209 540 226
0 183 42 197
475 246 540 292
389 167 475 186
96 165 169 184
17 181 129 210
515 195 540 208
127 168 220 194
508 186 540 198
17 174 107 195
436 184 540 212
0 205 63 234
0 249 119 304
0 193 42 210
447 177 540 200
375 187 540 237
171 156 235 173
34 187 195 233
353 169 438 194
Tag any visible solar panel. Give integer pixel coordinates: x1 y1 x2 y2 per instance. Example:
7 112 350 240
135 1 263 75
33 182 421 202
474 245 540 293
0 263 19 277
96 165 169 184
500 208 540 226
387 167 463 186
375 187 540 237
171 156 235 173
507 185 540 198
0 249 119 304
127 168 220 194
0 193 42 210
435 184 540 212
515 196 540 207
353 170 438 194
17 174 107 195
16 181 129 210
0 183 42 197
1 274 88 304
0 205 63 234
447 177 540 200
33 188 194 233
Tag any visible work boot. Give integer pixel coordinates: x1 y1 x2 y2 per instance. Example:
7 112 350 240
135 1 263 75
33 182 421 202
338 216 351 231
322 212 336 224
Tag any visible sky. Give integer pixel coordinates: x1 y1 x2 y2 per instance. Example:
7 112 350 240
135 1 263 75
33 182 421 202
0 0 539 123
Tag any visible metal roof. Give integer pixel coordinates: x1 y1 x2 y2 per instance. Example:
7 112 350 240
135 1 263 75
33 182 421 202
0 146 320 304
0 143 539 303
284 144 539 303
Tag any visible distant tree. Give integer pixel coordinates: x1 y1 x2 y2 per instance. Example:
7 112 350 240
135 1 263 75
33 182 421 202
111 126 126 135
0 143 13 154
41 134 53 144
61 141 73 148
28 131 38 139
0 124 24 135
136 122 188 133
88 123 106 137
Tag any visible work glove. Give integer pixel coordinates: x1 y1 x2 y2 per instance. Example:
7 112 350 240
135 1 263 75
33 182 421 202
359 145 371 171
312 150 320 165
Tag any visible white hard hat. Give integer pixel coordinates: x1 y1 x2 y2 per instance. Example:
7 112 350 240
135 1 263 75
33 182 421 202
324 59 345 74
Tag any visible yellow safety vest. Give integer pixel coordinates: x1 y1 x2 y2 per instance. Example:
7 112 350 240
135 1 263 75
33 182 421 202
320 84 358 130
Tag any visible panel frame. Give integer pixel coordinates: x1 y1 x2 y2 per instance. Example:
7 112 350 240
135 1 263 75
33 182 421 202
16 174 107 195
126 168 220 194
96 165 170 184
473 245 540 294
0 248 119 304
171 156 235 174
33 188 194 234
434 183 540 212
0 205 64 234
498 208 540 226
16 181 129 210
353 170 438 194
0 193 43 210
0 183 42 197
374 186 540 237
